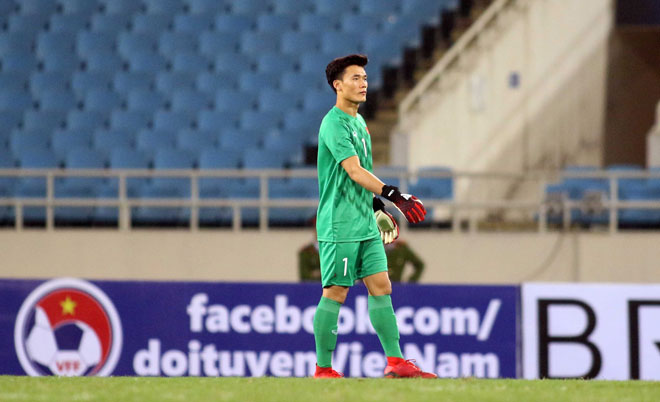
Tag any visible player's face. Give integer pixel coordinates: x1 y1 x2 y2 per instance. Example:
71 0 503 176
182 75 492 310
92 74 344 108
335 65 368 104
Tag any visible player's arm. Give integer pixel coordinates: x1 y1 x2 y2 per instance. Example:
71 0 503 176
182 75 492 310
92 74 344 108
340 156 427 223
340 155 384 194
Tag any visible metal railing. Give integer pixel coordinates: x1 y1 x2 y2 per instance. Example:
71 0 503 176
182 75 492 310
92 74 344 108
1 168 660 233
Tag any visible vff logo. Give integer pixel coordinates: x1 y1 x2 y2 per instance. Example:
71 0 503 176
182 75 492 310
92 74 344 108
523 284 660 380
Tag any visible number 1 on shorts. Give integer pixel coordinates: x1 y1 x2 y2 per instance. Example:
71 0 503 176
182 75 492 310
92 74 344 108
342 257 348 276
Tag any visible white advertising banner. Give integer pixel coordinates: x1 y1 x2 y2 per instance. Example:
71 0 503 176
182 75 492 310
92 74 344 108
522 283 660 380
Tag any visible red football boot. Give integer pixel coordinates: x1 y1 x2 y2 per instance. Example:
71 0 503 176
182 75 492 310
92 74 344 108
384 357 438 379
314 364 344 378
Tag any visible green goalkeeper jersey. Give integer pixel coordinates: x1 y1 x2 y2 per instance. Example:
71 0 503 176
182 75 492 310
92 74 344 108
316 106 379 242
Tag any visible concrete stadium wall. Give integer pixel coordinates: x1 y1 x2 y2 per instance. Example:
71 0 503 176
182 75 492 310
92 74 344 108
395 0 613 203
1 230 659 284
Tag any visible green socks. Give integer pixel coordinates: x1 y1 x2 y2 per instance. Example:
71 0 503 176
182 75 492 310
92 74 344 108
368 295 404 358
313 296 341 367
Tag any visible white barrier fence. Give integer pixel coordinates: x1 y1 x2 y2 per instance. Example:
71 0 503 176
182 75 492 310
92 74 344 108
1 168 660 233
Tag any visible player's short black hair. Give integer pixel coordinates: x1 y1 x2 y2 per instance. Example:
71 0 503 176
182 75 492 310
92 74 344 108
325 54 368 93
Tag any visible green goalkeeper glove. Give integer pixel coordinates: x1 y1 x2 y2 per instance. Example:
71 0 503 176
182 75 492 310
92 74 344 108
373 197 399 244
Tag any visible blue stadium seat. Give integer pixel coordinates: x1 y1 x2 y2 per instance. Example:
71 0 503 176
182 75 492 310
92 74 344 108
227 0 270 15
110 110 151 132
172 52 212 74
256 14 297 33
15 148 59 223
176 129 216 152
262 130 305 152
214 89 256 113
240 110 282 131
268 179 316 226
280 31 321 55
315 0 359 14
132 14 173 33
48 13 90 34
0 90 33 111
18 0 57 15
99 0 143 14
341 14 381 34
199 32 240 57
1 51 38 73
158 32 197 55
38 89 76 112
400 0 444 24
299 52 334 74
197 147 240 224
29 71 70 94
66 110 108 131
7 14 48 36
41 52 81 73
55 147 106 223
93 128 134 152
113 71 154 94
607 164 646 190
214 14 254 33
281 71 326 91
238 72 279 91
272 0 313 15
118 32 158 58
10 129 50 155
153 111 195 131
0 0 17 15
359 0 400 18
72 71 113 94
76 31 116 57
241 32 280 55
282 109 321 136
0 149 16 218
562 165 609 199
171 89 212 112
303 90 333 112
83 89 122 113
155 71 196 94
218 128 261 151
382 15 424 47
0 33 33 56
214 52 253 73
127 89 165 113
143 0 186 14
132 184 187 225
36 32 76 59
52 129 93 154
173 14 214 34
151 147 195 188
299 13 339 33
128 52 167 73
137 128 177 151
258 89 302 113
196 71 236 93
84 51 125 73
618 184 660 226
23 110 66 132
197 110 239 132
256 52 297 73
100 148 150 222
90 13 132 34
0 111 23 135
0 72 28 92
188 0 227 14
362 31 404 67
409 167 453 199
60 0 100 15
242 147 289 169
321 32 361 55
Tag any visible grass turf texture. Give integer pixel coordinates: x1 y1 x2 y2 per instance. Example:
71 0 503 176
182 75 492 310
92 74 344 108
0 376 657 402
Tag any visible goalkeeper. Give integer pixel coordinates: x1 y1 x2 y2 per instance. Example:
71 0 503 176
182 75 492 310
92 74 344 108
313 54 435 379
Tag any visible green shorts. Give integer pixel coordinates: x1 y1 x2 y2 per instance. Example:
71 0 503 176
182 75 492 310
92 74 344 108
319 237 388 288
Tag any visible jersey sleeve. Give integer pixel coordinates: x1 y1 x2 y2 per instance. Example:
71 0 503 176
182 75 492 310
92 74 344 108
320 119 357 164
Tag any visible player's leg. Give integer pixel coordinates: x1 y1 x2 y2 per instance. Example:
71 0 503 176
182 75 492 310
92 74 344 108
360 239 437 379
314 241 359 378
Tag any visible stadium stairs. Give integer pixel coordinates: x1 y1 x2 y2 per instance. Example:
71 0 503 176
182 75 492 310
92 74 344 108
366 0 494 164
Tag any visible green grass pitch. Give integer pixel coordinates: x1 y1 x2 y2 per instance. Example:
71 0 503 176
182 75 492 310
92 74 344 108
0 376 657 402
